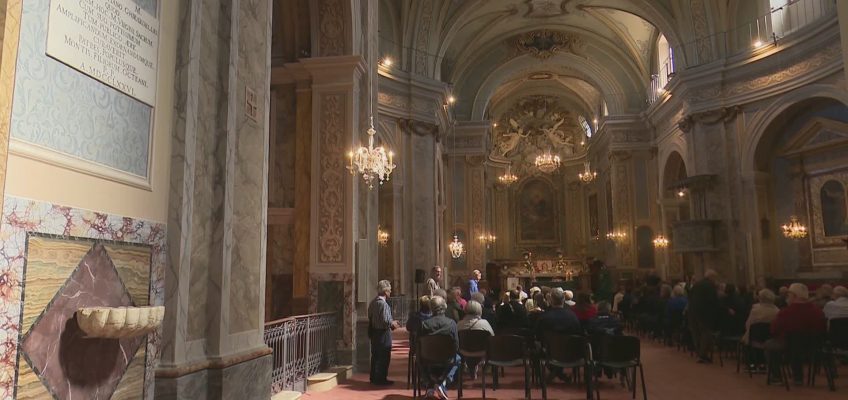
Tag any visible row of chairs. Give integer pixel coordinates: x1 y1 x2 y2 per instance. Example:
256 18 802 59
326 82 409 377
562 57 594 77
410 330 648 400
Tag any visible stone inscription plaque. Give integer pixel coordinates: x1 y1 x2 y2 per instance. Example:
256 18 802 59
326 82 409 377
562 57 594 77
46 0 159 105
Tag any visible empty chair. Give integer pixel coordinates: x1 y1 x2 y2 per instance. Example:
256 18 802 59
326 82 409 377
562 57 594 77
415 335 459 400
482 335 532 400
457 329 491 398
593 335 647 400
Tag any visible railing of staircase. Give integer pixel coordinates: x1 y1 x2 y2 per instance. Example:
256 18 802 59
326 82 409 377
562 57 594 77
387 295 410 326
264 312 338 394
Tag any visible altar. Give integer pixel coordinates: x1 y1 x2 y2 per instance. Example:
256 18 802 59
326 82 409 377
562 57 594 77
488 256 589 294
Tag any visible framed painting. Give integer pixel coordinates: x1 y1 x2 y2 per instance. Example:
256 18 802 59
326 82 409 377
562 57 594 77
514 178 559 245
808 169 848 247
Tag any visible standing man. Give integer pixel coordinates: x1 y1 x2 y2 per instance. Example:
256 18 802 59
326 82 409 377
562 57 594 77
426 266 443 296
467 269 481 299
368 280 399 386
688 269 720 363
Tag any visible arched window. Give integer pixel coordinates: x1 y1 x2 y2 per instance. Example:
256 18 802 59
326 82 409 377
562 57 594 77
656 34 674 88
579 115 593 138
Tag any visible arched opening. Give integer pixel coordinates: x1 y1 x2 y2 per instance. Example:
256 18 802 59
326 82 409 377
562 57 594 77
660 151 689 279
752 97 848 278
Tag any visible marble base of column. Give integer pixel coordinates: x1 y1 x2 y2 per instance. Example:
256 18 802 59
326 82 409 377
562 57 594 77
155 350 271 399
354 317 371 373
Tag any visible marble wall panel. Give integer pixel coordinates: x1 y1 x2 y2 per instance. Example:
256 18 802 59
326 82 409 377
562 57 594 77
309 273 354 349
0 196 166 400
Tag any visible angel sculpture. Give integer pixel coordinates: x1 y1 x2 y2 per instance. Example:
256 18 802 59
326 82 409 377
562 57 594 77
543 117 575 154
496 118 529 156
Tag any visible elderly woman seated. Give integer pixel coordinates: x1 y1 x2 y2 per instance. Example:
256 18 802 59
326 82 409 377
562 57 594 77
742 289 779 343
457 300 494 379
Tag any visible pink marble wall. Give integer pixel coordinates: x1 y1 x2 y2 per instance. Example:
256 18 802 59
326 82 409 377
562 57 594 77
0 196 166 400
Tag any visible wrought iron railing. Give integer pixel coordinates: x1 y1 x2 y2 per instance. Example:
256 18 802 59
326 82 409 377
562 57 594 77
387 295 410 326
264 312 338 394
648 0 836 104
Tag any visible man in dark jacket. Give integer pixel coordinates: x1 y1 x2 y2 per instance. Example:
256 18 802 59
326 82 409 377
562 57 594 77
421 295 460 399
688 269 720 363
368 280 399 385
497 290 528 330
535 289 582 381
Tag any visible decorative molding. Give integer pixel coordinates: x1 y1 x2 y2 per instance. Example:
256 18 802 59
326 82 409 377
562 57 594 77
524 0 570 18
414 1 433 75
508 30 585 60
9 138 152 190
676 106 742 133
690 0 712 62
318 0 345 56
318 94 345 263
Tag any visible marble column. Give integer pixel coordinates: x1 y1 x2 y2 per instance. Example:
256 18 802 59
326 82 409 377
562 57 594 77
292 80 313 315
608 150 635 268
156 0 272 398
839 1 848 84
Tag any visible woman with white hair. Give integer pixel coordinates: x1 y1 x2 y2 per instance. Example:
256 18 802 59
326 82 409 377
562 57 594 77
457 300 494 380
741 288 779 344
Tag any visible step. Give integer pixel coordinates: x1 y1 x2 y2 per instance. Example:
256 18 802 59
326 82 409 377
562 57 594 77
271 391 302 400
329 365 354 382
306 372 338 393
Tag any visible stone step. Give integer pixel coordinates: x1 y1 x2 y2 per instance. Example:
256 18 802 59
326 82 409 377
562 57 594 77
306 372 338 393
271 391 302 400
329 365 354 382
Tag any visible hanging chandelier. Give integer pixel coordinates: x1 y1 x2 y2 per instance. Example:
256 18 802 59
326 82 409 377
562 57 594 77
449 235 465 258
578 161 597 183
498 164 518 185
606 231 627 241
348 117 396 189
377 225 389 247
535 151 561 173
653 235 669 248
781 216 808 239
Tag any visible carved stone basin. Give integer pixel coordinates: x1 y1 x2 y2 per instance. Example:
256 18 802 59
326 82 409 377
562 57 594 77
76 306 164 339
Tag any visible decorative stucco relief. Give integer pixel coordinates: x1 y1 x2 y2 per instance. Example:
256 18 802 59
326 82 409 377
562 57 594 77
690 0 712 63
319 94 345 263
685 43 842 104
318 0 345 56
677 106 741 133
508 30 585 60
414 1 433 75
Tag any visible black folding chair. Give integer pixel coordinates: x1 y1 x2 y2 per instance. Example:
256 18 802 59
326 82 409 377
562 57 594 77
415 335 459 400
483 335 532 400
407 332 417 389
541 333 592 400
744 322 771 377
822 317 848 391
593 335 647 400
457 329 491 398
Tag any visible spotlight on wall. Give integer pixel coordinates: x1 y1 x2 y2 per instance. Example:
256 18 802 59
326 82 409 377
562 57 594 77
677 190 686 198
753 40 763 47
448 95 456 104
381 56 393 67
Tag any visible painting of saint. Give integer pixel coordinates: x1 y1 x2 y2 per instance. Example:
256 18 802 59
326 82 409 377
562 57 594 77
820 180 848 237
517 179 558 243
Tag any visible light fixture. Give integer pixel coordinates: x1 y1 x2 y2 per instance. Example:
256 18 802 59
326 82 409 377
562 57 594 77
478 233 496 247
656 87 666 95
606 231 627 241
498 164 518 186
580 140 586 146
348 56 396 189
377 225 389 247
578 161 597 183
381 56 393 66
781 216 808 239
753 39 763 47
677 189 686 198
447 95 456 104
653 235 669 248
493 122 498 128
535 152 561 173
449 235 465 258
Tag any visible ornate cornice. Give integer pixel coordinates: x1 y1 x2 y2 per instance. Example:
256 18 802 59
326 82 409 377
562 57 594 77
676 106 741 133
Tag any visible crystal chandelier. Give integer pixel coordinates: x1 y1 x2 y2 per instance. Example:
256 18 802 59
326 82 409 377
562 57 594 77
653 235 669 248
449 235 465 258
781 216 808 239
498 164 518 185
606 231 627 241
377 225 389 247
578 161 597 183
535 151 561 173
348 117 395 189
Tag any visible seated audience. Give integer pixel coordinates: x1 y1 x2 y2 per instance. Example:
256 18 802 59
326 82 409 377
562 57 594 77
535 289 582 382
573 292 598 324
823 285 848 321
527 291 547 328
497 290 528 330
586 301 623 336
742 289 779 344
457 300 494 379
473 292 498 330
775 286 789 308
517 285 529 302
406 295 432 339
612 285 626 315
814 284 834 308
770 283 827 385
446 287 465 322
421 296 460 399
564 290 576 307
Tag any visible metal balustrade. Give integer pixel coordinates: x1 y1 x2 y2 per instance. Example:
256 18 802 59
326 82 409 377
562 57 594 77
648 0 836 105
264 312 338 394
387 295 410 326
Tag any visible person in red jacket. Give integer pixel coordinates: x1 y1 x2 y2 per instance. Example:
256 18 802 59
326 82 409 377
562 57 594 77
770 283 826 385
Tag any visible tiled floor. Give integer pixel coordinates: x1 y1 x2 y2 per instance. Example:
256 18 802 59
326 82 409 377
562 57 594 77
304 330 846 400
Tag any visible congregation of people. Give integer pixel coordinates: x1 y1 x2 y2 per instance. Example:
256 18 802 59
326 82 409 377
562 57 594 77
370 265 848 399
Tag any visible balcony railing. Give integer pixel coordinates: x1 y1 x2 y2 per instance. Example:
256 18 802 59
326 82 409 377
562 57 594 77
264 312 338 394
648 0 836 104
